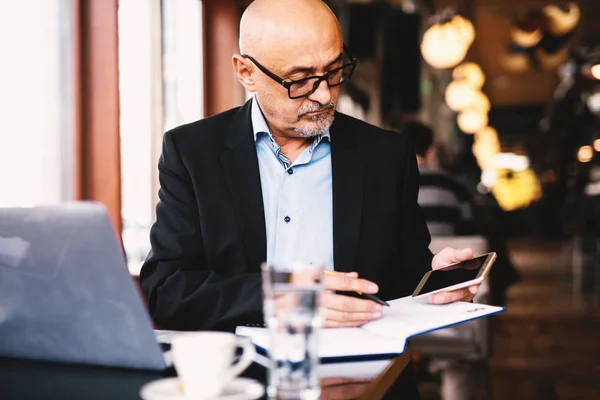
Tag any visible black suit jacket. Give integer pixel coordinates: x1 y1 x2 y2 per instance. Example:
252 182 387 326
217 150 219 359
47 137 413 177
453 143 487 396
140 100 433 331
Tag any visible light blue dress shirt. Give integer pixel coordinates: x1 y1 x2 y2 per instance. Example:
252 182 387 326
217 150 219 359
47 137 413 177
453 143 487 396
251 97 334 271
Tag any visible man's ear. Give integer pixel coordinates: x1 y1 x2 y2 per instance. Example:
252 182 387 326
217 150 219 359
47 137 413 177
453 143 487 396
232 55 256 92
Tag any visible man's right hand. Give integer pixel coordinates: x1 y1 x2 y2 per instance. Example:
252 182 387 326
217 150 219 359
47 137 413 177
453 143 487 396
322 271 384 328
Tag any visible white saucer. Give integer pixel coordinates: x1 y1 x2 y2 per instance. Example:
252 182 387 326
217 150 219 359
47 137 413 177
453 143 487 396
139 377 265 400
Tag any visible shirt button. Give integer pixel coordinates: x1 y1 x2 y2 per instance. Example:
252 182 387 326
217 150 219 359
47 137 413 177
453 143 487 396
284 216 291 223
287 168 294 175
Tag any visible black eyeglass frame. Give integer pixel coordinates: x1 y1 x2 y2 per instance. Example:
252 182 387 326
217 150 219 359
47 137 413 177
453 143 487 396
241 44 358 99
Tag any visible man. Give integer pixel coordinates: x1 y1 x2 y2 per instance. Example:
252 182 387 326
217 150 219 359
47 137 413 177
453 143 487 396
403 122 476 236
140 0 477 334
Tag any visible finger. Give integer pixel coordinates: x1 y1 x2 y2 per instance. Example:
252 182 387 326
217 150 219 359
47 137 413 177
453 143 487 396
454 247 474 260
324 308 382 324
324 319 372 328
428 287 472 305
324 274 379 294
432 247 473 270
468 284 479 294
324 292 383 313
324 270 358 278
323 271 358 288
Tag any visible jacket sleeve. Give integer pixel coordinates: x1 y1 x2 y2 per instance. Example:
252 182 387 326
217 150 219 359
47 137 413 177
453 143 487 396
381 136 433 299
139 131 263 331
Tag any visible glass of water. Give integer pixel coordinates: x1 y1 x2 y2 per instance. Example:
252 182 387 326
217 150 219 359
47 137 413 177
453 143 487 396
261 263 325 400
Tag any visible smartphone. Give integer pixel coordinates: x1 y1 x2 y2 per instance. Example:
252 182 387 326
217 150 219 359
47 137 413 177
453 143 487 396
412 252 497 300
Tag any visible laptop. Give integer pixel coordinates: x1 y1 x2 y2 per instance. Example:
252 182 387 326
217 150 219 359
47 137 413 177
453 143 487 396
0 202 168 370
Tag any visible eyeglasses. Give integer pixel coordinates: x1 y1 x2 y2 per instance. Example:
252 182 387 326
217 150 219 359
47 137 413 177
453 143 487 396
241 45 357 99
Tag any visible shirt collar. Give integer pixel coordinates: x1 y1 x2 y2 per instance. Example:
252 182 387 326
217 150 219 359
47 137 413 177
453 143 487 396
250 95 331 144
251 96 271 141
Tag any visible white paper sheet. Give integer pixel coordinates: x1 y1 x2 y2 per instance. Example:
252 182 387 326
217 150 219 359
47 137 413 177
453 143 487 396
236 296 505 360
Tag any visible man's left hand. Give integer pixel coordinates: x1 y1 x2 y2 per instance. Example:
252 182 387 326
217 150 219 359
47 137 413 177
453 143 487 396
429 247 479 305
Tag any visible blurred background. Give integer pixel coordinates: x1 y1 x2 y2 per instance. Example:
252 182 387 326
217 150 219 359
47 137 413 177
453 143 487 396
0 0 599 398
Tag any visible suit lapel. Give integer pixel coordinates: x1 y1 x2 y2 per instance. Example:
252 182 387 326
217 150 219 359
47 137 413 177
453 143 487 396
219 100 267 272
330 114 365 273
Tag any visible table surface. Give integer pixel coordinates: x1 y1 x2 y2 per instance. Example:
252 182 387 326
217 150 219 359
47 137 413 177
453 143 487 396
0 351 421 400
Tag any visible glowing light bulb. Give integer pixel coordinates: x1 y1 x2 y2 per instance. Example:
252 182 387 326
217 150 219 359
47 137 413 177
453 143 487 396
578 145 593 163
591 65 600 80
458 110 488 134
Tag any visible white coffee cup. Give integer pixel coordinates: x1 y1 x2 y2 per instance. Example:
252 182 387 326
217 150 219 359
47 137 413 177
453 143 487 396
171 331 255 399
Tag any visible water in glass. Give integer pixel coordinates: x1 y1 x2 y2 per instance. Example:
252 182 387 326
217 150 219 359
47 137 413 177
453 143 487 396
262 264 324 399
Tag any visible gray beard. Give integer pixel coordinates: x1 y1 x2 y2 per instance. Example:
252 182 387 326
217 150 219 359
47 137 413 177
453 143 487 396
294 114 335 138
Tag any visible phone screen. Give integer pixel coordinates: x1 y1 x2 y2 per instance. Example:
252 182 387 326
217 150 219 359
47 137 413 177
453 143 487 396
417 255 487 295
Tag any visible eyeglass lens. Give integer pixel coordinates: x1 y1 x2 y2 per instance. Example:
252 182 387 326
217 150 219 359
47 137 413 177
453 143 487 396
288 64 354 98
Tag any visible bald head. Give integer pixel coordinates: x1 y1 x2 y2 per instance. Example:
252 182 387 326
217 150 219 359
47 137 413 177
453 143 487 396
239 0 342 57
233 0 347 141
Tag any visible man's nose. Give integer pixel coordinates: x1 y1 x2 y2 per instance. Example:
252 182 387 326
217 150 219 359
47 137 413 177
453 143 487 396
307 79 332 105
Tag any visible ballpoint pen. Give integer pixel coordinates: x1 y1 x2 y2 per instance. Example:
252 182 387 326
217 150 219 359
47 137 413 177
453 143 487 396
324 270 390 306
357 292 390 307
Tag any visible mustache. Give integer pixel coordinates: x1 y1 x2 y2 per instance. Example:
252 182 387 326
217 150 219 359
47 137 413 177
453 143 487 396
297 100 335 119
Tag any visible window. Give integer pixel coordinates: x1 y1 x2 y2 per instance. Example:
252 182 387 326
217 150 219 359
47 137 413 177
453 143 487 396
162 0 204 132
0 0 74 207
119 0 204 274
118 0 156 274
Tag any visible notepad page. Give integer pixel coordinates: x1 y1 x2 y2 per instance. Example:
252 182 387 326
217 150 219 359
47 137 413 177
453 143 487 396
235 297 505 360
235 326 407 359
360 296 505 341
318 328 407 358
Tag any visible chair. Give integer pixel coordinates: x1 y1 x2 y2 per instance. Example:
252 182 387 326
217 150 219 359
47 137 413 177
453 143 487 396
410 236 493 400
